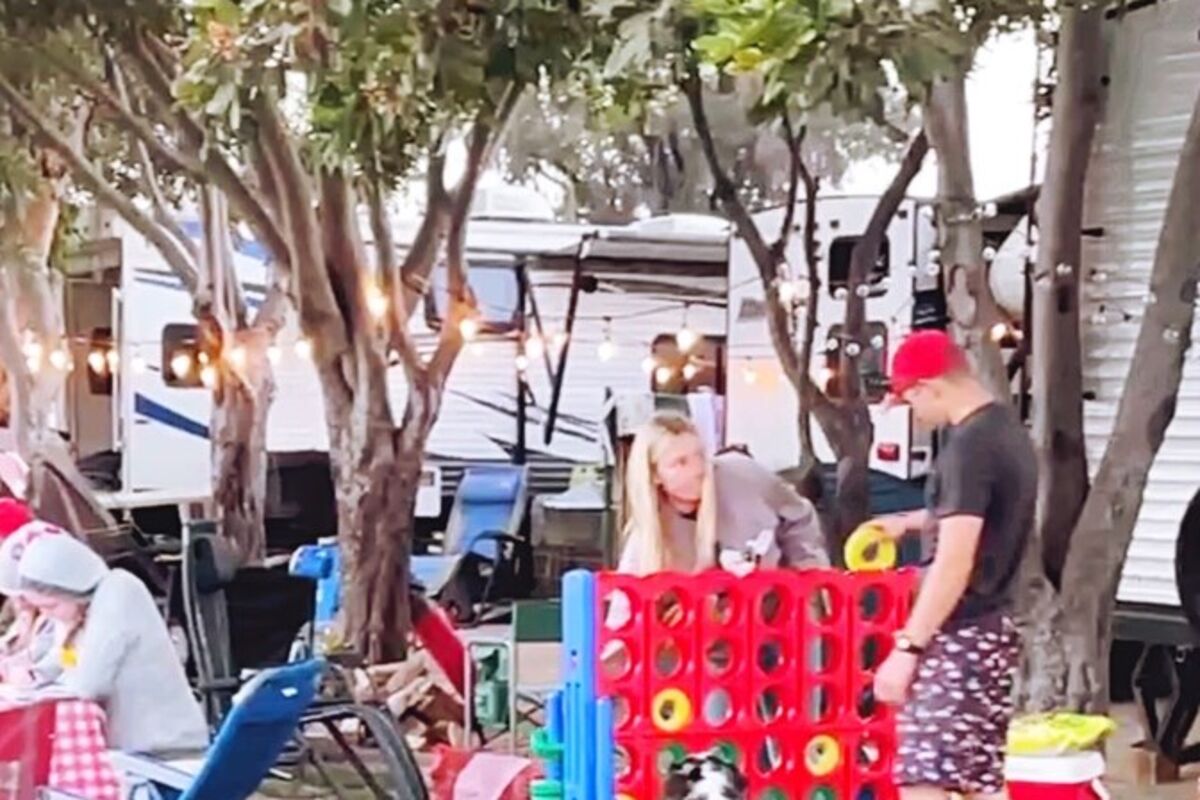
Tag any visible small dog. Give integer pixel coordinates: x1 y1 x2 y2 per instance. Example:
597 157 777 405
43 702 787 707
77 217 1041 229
662 750 749 800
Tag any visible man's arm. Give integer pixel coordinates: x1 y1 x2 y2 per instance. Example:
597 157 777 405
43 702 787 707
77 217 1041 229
901 515 982 646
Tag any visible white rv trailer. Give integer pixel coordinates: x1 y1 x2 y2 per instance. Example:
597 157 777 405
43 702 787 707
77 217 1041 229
1078 0 1200 625
55 191 727 532
725 0 1200 641
726 196 941 482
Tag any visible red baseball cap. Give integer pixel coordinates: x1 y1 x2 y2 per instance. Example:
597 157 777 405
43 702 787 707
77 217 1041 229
0 499 33 539
887 330 967 402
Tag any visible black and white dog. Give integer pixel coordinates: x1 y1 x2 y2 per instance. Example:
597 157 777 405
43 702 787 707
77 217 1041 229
662 750 749 800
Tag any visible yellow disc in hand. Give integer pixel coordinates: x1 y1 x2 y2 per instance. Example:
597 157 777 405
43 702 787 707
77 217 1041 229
843 522 897 572
651 687 694 734
805 734 841 776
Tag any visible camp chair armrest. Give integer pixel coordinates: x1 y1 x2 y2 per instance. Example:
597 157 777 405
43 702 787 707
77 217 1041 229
473 531 527 547
196 677 243 693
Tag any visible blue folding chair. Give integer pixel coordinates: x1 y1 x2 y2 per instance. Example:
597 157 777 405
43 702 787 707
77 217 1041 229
41 660 321 800
411 464 532 623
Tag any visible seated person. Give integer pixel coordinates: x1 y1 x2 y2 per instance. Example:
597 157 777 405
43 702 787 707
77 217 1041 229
17 533 209 753
618 412 828 576
0 503 62 686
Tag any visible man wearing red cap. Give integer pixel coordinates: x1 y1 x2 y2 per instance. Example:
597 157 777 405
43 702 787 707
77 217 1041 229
871 330 1036 800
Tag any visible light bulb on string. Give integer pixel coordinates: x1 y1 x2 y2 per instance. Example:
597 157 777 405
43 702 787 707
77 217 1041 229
682 361 699 381
227 345 247 369
23 340 42 373
552 330 569 355
267 345 282 365
676 304 698 352
87 351 107 374
294 338 313 360
459 316 480 341
365 283 389 320
641 356 656 374
170 353 193 380
597 318 617 361
515 354 530 372
778 279 797 305
524 333 545 359
743 365 758 385
49 349 68 371
654 365 673 385
199 365 218 388
990 322 1010 343
106 349 119 371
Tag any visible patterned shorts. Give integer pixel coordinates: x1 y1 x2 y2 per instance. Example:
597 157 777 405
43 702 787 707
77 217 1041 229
893 613 1019 796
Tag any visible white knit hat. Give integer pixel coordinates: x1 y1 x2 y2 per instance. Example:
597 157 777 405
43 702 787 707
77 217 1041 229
0 520 63 595
17 532 108 598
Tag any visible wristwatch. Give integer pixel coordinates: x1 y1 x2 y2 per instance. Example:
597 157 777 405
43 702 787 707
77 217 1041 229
893 632 926 656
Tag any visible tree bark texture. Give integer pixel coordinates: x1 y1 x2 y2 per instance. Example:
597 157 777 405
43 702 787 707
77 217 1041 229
1016 4 1105 713
1055 88 1200 712
1031 4 1104 586
925 75 1010 401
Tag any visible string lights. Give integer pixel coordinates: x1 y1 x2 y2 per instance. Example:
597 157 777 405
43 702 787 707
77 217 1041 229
675 304 698 352
597 317 617 361
365 283 389 320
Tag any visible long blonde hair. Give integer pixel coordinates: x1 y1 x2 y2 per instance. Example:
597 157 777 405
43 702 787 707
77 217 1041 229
621 413 717 575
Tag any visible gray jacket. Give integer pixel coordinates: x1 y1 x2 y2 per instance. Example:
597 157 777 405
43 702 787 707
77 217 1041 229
618 451 828 573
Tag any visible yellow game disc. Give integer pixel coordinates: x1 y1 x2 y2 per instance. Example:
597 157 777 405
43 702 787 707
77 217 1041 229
805 734 841 776
651 688 694 733
843 522 897 572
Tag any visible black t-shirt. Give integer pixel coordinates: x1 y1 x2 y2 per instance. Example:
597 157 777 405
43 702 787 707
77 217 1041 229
922 402 1037 623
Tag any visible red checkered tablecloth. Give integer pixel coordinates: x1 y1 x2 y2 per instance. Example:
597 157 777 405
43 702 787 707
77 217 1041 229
0 698 122 800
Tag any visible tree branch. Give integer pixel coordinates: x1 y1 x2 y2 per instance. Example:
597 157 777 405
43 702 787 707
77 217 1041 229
777 117 806 254
841 129 929 398
255 92 345 358
426 96 517 387
366 181 423 381
105 51 200 263
33 40 206 181
0 75 199 293
119 34 291 266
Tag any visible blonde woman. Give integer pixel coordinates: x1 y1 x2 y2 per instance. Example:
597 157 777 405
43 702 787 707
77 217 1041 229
617 413 828 578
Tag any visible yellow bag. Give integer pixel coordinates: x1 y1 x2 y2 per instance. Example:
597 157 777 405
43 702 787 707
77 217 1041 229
1006 712 1117 755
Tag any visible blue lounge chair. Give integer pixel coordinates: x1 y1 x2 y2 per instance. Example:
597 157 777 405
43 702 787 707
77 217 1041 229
42 660 322 800
410 464 532 623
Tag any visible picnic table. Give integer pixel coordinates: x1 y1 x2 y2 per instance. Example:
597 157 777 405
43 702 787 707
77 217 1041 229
0 694 123 800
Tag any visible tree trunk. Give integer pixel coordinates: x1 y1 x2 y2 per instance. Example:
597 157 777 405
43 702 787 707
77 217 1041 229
1031 4 1104 586
1016 5 1105 713
321 341 426 664
210 337 274 565
925 75 1009 400
1054 88 1200 712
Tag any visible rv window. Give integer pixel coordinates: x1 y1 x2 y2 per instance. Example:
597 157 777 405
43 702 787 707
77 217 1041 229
649 334 726 396
161 323 205 389
827 236 890 298
425 263 522 334
822 323 889 403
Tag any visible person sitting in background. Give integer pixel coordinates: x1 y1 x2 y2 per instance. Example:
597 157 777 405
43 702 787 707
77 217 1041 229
18 533 209 754
0 503 64 686
618 412 828 577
